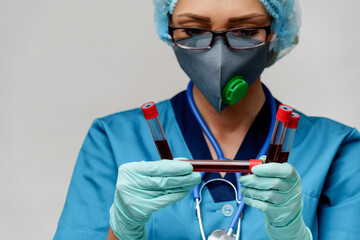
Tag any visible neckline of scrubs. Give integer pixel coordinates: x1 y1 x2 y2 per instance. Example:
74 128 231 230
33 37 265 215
170 90 276 203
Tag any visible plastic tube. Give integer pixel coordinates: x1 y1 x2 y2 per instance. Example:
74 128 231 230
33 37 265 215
266 105 293 163
141 102 173 160
279 112 300 163
182 159 263 173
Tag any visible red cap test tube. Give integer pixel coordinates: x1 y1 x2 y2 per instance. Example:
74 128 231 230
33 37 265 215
141 102 263 172
266 105 293 163
279 112 300 163
183 159 263 174
141 102 173 160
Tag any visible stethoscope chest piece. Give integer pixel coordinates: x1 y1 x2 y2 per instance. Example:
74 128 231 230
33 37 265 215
208 229 235 240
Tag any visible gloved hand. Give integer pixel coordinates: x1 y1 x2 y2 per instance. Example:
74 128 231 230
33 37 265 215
109 160 201 240
238 163 312 240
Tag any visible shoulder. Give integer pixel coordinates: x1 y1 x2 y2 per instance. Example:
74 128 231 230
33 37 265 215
286 109 360 199
293 109 359 163
295 110 358 143
290 109 360 174
81 99 174 154
83 99 176 165
95 99 173 130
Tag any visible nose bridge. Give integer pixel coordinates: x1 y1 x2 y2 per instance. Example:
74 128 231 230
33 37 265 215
212 30 230 48
213 30 227 42
213 30 227 38
211 36 230 82
212 31 229 48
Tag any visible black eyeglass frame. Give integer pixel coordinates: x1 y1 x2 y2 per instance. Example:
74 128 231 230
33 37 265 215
168 25 272 50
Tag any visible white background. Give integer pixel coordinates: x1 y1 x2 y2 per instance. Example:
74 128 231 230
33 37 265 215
0 0 359 239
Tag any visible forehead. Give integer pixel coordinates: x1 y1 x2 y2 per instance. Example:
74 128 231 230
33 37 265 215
173 0 269 17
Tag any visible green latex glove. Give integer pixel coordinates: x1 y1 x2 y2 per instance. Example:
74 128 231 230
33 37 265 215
238 163 313 240
110 160 201 240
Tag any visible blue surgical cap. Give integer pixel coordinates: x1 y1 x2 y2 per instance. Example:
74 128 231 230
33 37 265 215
152 0 302 65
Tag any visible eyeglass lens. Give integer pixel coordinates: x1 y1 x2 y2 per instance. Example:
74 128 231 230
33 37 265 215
172 28 267 49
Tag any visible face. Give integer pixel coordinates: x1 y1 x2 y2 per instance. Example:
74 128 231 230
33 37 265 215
171 0 272 31
171 0 273 113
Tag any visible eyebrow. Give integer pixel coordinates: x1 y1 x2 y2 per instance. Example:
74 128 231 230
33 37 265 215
177 13 211 23
228 13 266 23
176 13 267 24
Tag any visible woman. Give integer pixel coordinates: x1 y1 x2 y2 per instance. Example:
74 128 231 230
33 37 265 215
54 0 360 239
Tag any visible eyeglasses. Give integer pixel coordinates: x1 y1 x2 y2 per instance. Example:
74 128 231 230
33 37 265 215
168 26 271 50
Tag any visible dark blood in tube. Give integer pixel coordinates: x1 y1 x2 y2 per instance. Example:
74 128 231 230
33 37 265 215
279 152 290 163
189 160 250 173
155 140 173 160
266 144 282 163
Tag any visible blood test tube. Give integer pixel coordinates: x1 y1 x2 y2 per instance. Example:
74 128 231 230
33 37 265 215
141 102 173 160
279 112 300 163
181 159 263 173
266 105 293 163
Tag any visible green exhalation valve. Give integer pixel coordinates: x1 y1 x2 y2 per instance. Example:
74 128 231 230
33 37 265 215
222 75 248 105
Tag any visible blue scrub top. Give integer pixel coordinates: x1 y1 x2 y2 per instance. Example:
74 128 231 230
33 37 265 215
171 91 274 202
53 90 360 240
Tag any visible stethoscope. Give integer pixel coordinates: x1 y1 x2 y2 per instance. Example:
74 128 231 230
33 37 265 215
186 81 277 240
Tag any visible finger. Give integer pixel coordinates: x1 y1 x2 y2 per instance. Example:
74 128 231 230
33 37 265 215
243 197 303 227
251 163 298 179
129 172 201 190
242 196 291 221
120 160 194 177
241 187 288 205
264 200 303 227
259 155 267 161
117 190 190 224
242 196 270 213
144 190 190 214
240 184 302 205
238 174 296 191
123 187 191 200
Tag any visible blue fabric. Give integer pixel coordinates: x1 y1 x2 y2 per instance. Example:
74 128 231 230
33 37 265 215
54 95 360 240
170 90 273 202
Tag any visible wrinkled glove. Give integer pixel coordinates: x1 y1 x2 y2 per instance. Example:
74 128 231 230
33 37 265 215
238 163 312 240
110 160 201 240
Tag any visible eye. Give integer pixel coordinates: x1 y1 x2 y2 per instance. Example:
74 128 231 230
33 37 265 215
230 28 260 37
182 28 209 37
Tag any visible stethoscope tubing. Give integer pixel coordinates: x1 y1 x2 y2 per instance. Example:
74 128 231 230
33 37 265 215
186 82 226 161
228 83 277 230
186 81 277 234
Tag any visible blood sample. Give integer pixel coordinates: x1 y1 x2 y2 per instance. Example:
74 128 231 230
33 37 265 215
279 152 290 163
182 159 263 173
141 102 173 160
266 105 293 163
267 144 283 163
279 112 300 163
154 140 173 160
